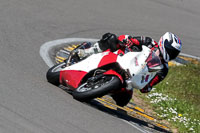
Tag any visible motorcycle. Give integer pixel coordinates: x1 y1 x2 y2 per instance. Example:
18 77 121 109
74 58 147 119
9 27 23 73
46 43 162 106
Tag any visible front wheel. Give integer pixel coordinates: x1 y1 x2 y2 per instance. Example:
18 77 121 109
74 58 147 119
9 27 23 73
72 76 122 101
46 62 66 86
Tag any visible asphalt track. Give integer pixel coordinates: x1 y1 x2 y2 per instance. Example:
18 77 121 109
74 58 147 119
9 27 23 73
0 0 200 133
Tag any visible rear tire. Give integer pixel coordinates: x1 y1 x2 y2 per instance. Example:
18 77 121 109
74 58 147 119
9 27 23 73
46 62 66 86
72 76 121 101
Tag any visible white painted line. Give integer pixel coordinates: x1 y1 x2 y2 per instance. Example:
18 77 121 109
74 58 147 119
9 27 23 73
180 53 200 60
39 38 98 67
122 120 149 133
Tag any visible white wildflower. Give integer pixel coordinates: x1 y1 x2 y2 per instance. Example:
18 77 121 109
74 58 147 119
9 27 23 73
183 117 187 121
146 91 199 131
172 117 177 122
179 118 183 122
169 108 178 114
151 88 156 91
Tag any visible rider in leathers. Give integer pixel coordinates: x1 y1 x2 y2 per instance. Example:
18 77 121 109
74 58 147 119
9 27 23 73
78 32 182 106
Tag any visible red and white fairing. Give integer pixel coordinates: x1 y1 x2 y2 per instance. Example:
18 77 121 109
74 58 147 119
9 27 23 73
60 45 162 90
60 50 119 89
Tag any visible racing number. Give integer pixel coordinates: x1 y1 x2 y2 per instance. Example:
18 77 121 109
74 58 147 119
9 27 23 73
141 75 149 83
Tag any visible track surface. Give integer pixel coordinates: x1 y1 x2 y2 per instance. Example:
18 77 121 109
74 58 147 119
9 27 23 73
0 0 200 132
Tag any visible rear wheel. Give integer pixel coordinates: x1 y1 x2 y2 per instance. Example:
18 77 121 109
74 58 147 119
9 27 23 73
72 76 122 101
46 62 66 86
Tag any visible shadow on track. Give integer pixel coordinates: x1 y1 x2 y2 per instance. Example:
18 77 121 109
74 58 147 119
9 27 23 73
86 99 172 133
62 87 171 132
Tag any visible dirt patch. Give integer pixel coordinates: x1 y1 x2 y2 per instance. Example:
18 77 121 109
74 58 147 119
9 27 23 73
132 90 156 116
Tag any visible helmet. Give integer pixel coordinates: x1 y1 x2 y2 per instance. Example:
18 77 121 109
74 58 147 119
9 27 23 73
99 33 119 52
158 32 182 62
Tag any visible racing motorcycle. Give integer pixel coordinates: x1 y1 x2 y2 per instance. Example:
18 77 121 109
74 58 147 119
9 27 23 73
46 43 162 106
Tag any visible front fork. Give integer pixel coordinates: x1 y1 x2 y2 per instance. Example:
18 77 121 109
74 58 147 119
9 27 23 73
103 68 135 91
125 79 134 91
124 69 134 91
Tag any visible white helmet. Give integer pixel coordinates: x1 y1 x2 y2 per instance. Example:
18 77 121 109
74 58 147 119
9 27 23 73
159 32 182 62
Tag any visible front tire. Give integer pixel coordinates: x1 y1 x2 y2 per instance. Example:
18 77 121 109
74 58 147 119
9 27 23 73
72 76 122 101
46 62 66 86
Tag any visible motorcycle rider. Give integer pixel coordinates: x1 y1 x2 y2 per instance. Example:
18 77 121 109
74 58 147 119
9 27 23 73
78 32 182 106
77 33 121 57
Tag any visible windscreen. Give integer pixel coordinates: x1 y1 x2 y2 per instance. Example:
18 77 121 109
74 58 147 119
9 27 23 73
146 50 162 71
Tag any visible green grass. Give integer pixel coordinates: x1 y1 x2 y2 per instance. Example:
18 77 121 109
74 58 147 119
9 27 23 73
143 63 200 132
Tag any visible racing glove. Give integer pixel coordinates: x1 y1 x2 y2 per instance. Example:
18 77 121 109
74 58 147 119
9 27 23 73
122 36 142 51
133 36 158 49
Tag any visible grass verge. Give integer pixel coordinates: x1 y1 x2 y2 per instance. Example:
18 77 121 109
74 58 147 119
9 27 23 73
137 62 200 133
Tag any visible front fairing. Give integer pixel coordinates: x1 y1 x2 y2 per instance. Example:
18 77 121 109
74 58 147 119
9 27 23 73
117 45 162 89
